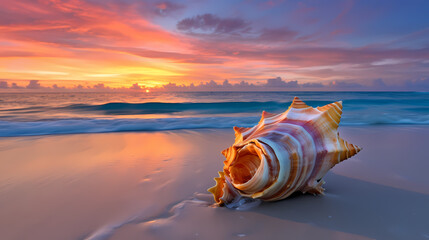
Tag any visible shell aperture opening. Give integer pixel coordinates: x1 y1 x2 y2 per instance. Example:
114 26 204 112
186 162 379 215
229 144 261 185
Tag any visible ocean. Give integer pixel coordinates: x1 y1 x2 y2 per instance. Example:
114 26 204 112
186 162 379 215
0 91 428 137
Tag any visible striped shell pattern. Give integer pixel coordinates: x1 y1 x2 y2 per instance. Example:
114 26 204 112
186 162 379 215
208 97 361 205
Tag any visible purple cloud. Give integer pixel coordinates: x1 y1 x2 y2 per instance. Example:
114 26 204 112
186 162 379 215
153 1 184 16
177 14 249 34
130 83 141 90
26 80 43 89
403 78 429 89
265 77 299 88
328 80 364 89
92 83 109 90
52 84 66 90
0 81 8 88
11 83 23 89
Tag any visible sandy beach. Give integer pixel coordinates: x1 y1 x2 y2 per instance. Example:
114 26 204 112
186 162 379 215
0 126 428 240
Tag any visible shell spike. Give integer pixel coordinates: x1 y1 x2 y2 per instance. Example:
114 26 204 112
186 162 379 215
255 111 267 126
233 126 247 142
314 101 343 131
208 171 242 205
290 96 310 109
302 179 326 195
233 126 250 134
208 172 226 204
233 126 240 133
262 110 277 119
221 148 228 157
317 100 343 113
260 111 266 122
337 135 362 162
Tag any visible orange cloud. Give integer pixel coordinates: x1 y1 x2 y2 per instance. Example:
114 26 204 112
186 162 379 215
0 0 195 87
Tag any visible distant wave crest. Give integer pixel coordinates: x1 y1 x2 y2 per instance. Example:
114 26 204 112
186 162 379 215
65 101 291 115
1 116 429 137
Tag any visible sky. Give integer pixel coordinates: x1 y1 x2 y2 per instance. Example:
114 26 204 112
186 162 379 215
1 0 429 91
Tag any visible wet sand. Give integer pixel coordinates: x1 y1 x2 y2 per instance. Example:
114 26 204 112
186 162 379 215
0 126 428 240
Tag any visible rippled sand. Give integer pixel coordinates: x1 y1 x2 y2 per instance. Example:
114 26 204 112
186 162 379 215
0 126 428 240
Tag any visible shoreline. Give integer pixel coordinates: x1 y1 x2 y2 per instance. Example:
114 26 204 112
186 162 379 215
1 123 429 138
1 126 428 239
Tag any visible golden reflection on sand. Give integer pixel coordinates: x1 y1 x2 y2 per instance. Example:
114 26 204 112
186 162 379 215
0 132 192 186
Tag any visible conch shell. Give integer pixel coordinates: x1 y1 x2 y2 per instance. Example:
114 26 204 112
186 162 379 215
208 97 361 206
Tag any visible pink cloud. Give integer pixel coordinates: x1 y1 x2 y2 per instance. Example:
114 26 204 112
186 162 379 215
0 0 184 48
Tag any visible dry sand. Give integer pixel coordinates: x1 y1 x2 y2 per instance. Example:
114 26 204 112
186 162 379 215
0 126 428 240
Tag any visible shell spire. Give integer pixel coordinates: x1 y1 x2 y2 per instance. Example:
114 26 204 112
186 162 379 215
209 97 362 206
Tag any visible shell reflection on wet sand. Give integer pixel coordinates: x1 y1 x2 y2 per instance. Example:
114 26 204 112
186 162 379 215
209 97 362 206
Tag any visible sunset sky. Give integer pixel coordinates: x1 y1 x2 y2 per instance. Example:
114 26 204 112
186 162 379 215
1 0 429 90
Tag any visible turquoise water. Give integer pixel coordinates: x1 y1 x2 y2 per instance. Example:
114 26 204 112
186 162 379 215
0 91 428 136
